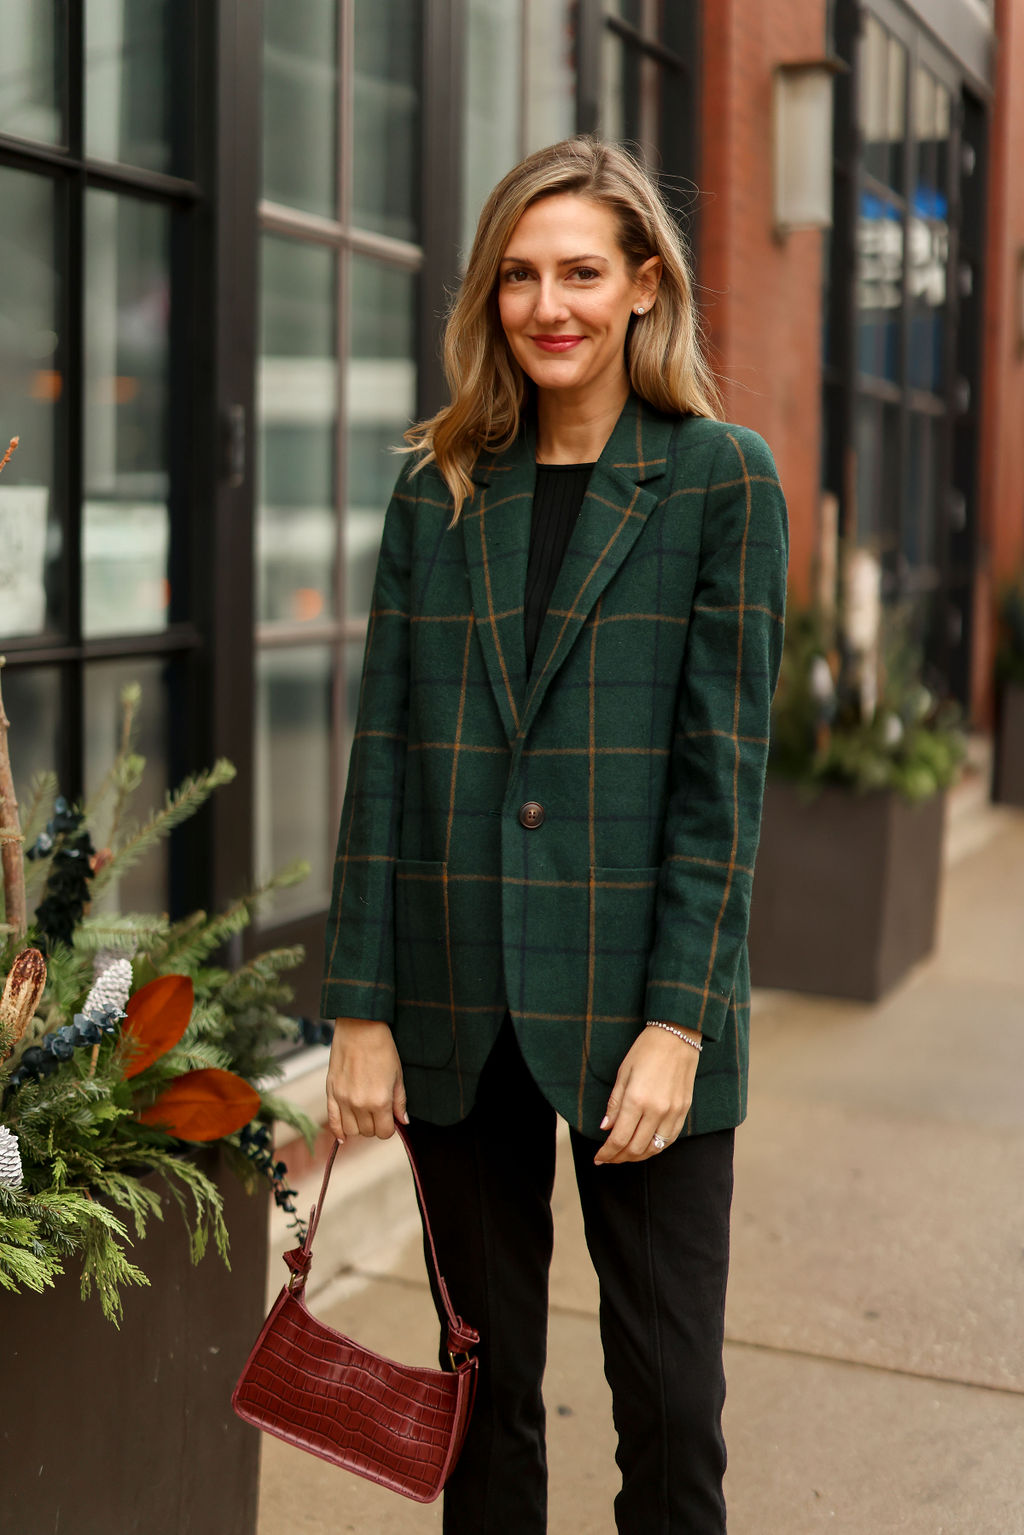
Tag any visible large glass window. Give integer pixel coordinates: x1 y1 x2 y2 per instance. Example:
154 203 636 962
83 191 172 638
84 0 189 174
0 5 201 922
0 166 61 638
826 2 981 701
256 0 422 929
0 3 64 146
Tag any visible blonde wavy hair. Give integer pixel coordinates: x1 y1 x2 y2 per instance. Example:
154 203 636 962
405 136 721 521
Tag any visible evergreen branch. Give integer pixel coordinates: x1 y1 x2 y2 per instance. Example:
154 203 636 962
90 760 237 898
257 1089 318 1151
73 914 170 953
20 771 59 849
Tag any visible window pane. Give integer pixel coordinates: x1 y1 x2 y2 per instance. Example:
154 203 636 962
524 0 575 154
904 414 940 572
907 216 947 393
258 236 338 628
84 658 169 915
346 258 416 621
462 0 520 256
0 0 64 145
254 646 334 923
854 398 899 549
1 666 62 820
859 16 887 185
352 0 422 244
885 36 906 193
602 29 641 146
0 167 62 640
85 0 187 175
83 192 171 638
856 192 903 381
262 0 338 219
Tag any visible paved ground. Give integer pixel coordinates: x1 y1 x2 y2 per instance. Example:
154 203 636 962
257 808 1024 1534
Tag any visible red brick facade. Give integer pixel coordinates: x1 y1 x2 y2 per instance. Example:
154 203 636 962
698 0 829 603
698 0 1024 724
975 0 1024 721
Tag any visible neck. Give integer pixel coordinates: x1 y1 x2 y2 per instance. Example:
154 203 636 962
534 377 630 464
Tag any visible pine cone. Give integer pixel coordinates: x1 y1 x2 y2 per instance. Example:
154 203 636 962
0 948 47 1058
83 957 133 1020
0 1125 23 1189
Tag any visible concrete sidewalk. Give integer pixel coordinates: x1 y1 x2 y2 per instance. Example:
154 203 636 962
257 809 1024 1535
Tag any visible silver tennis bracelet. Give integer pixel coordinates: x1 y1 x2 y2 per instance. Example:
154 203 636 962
645 1019 703 1053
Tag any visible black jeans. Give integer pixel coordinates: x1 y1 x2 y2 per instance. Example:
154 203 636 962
405 1021 734 1534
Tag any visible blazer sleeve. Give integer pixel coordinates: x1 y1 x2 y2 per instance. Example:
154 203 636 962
644 426 789 1041
319 463 414 1024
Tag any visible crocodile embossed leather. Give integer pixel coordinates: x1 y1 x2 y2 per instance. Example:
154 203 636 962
232 1125 479 1504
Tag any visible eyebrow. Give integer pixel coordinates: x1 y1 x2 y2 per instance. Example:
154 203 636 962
498 253 610 266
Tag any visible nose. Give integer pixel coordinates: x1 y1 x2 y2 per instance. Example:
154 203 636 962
533 276 569 326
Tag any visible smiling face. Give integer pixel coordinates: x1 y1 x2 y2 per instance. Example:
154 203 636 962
497 193 660 408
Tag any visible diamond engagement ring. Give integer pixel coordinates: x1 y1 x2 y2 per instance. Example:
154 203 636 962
651 1133 667 1152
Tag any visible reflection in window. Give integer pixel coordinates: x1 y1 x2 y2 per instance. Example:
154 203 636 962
1 666 62 816
346 259 417 620
352 0 422 244
0 3 63 145
85 0 183 174
0 167 61 640
84 658 169 915
255 646 334 923
524 0 575 154
262 0 338 219
258 237 338 629
856 193 903 380
908 69 950 394
904 415 940 571
462 0 522 257
854 399 899 549
83 192 171 638
860 16 905 193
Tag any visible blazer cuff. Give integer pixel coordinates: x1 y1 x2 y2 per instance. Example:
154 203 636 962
642 980 730 1044
319 978 395 1027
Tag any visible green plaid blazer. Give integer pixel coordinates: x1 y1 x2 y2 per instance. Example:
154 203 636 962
321 394 788 1139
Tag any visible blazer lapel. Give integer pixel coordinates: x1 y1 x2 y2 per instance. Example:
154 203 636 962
519 395 674 740
462 428 535 744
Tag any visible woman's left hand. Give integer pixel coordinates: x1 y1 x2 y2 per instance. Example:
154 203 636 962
593 1026 700 1165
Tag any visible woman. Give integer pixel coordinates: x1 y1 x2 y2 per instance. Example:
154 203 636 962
322 137 787 1533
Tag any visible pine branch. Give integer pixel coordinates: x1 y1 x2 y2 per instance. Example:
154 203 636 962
90 759 237 898
84 683 143 843
20 770 58 849
73 914 170 953
257 1090 318 1151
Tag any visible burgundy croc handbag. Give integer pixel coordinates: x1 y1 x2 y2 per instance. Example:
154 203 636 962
232 1124 479 1504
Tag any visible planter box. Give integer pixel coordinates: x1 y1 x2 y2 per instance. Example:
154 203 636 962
747 781 946 1003
993 682 1024 808
0 1152 268 1535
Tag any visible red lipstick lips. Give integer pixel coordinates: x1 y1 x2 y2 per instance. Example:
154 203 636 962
531 335 584 352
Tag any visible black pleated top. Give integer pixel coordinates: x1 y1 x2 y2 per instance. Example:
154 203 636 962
524 462 595 672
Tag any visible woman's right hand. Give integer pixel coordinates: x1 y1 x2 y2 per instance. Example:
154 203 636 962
326 1018 409 1142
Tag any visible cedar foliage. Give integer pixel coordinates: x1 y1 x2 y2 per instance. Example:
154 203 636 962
0 683 317 1321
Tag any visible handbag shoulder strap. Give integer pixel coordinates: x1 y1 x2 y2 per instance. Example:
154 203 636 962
283 1125 479 1357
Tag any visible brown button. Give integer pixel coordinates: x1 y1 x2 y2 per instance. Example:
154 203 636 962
518 801 545 829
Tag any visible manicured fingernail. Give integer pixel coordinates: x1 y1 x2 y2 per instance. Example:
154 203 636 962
402 1111 410 1124
599 1115 610 1130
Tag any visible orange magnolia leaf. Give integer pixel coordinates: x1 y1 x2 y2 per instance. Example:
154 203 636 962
137 1067 261 1142
120 974 194 1079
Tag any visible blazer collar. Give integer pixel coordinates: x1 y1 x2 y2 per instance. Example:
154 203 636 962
470 392 675 488
462 394 678 747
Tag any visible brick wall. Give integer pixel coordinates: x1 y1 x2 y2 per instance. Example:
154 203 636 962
698 0 829 601
974 0 1024 721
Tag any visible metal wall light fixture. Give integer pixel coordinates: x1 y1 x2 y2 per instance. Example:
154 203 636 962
773 58 847 236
